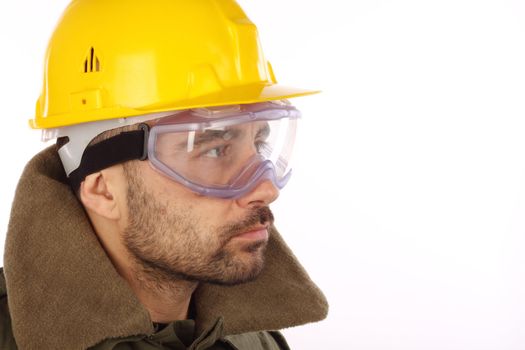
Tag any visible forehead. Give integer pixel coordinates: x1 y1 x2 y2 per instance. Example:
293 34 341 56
154 120 270 145
150 114 270 132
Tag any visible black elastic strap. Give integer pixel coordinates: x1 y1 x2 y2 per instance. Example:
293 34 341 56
68 125 149 192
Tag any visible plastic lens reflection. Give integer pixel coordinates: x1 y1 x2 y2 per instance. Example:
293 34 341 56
152 118 297 190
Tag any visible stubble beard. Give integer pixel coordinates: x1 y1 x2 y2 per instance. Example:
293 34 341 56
122 164 274 290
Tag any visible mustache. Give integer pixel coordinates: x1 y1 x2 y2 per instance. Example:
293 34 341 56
221 206 274 239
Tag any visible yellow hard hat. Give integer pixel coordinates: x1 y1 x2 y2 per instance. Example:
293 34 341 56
30 0 319 129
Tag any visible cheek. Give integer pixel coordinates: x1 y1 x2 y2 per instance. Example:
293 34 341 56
141 161 237 223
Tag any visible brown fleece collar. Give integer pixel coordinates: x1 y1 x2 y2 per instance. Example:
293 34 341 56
3 146 328 350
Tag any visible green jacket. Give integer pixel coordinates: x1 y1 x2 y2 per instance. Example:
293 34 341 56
0 146 328 349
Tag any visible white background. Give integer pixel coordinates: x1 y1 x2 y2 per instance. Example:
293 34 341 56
2 0 525 349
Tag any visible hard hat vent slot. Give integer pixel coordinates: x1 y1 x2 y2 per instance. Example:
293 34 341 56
84 47 100 73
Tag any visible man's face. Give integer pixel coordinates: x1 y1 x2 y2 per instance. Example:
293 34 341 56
120 157 279 286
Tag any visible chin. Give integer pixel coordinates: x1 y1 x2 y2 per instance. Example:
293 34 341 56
210 247 267 286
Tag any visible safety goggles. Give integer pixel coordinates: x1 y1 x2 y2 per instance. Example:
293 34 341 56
65 101 300 198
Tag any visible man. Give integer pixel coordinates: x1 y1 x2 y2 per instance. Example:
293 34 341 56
0 0 328 349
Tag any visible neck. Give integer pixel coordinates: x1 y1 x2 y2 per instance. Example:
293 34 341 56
125 262 198 323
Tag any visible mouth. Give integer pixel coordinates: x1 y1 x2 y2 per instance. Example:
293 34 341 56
232 225 270 241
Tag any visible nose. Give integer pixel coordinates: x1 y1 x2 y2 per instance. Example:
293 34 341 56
235 179 280 208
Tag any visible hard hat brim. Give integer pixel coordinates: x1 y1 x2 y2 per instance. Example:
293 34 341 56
30 83 320 129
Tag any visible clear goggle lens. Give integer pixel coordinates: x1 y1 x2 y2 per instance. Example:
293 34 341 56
147 102 300 198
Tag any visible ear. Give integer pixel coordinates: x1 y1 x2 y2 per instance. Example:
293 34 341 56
79 171 121 220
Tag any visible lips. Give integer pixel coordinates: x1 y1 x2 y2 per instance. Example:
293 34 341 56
233 226 269 241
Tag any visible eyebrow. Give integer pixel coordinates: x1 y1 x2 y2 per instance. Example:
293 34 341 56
175 124 270 151
192 128 242 146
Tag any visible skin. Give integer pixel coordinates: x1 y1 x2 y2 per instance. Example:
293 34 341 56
79 153 279 323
